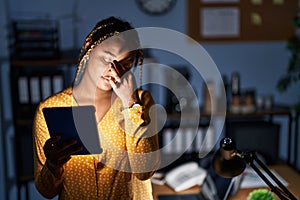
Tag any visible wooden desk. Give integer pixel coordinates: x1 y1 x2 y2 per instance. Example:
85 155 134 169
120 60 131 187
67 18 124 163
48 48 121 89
152 164 300 200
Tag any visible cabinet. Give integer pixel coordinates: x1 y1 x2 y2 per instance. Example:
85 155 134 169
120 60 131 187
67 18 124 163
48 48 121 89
224 105 294 165
1 52 77 200
10 20 60 60
158 112 213 172
159 104 295 170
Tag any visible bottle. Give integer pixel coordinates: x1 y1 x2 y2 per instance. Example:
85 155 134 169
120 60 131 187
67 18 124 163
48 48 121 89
231 72 240 97
222 74 229 105
230 72 241 111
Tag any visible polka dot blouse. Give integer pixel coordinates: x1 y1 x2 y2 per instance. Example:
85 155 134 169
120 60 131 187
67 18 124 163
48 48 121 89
33 87 160 200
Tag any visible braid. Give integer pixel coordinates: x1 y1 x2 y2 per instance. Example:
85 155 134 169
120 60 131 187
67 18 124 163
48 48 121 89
73 16 144 86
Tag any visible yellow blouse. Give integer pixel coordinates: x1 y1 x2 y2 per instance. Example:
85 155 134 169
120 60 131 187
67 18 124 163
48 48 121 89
33 87 160 200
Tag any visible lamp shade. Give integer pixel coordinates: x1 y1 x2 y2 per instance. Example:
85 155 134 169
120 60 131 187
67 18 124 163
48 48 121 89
212 138 246 178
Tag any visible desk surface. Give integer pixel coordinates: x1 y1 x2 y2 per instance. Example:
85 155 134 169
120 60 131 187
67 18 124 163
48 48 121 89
152 164 300 200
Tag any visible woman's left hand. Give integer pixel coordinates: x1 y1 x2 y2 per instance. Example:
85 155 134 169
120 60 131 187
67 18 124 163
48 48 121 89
109 60 139 107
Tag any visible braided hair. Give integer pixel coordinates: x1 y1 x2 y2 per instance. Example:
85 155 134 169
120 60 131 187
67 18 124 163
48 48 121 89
73 16 144 86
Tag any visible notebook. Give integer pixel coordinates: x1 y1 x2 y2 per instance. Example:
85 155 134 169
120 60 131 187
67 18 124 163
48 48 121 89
43 106 102 155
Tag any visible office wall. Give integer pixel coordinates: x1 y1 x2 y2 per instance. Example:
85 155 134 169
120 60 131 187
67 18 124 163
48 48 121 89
5 0 298 103
0 0 9 198
1 0 299 199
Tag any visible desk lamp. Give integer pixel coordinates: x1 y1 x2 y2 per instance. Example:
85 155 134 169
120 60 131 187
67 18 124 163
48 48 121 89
212 138 297 200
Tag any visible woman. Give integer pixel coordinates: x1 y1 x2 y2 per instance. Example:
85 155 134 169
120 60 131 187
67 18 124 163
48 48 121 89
33 16 160 200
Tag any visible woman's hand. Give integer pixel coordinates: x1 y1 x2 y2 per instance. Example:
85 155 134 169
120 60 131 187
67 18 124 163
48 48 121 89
109 60 139 107
43 136 82 178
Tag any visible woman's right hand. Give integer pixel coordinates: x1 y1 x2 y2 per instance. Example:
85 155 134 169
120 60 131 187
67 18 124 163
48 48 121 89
109 61 139 107
43 136 83 178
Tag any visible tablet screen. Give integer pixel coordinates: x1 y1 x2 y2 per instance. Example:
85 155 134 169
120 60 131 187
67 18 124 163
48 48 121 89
43 106 102 155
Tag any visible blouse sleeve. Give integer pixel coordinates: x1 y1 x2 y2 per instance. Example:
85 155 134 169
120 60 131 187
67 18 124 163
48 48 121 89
33 103 64 198
121 90 161 180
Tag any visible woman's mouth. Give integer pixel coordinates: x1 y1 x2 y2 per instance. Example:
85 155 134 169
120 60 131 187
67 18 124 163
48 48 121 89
102 76 111 84
101 76 117 85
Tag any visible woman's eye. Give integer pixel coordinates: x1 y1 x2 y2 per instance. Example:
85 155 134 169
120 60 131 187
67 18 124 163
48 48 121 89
103 57 110 64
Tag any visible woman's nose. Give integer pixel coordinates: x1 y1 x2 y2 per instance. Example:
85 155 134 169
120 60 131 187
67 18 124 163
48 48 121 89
103 63 113 75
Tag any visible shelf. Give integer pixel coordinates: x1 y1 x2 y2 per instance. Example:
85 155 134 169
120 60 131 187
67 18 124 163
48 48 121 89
166 104 292 120
10 20 60 60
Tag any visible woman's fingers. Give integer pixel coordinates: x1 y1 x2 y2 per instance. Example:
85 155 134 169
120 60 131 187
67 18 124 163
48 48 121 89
54 144 80 168
44 135 61 150
56 156 72 168
110 61 122 82
55 142 83 160
112 60 127 78
44 137 83 169
109 77 118 89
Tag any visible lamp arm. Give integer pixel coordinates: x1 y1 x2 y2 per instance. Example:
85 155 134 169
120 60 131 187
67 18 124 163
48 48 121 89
254 154 297 200
239 151 297 200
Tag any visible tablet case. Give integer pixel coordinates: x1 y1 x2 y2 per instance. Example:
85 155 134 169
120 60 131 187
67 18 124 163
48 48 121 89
43 106 102 155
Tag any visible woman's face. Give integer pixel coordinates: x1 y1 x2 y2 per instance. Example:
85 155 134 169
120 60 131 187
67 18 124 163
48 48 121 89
84 36 137 91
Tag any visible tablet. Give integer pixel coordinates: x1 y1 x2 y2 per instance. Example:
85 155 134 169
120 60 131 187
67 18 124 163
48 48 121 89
43 106 102 155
